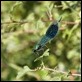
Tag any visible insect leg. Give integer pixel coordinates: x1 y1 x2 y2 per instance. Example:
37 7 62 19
36 52 39 55
44 45 48 49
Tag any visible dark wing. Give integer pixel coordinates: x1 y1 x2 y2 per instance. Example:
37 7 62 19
37 35 50 47
37 23 59 47
46 23 58 39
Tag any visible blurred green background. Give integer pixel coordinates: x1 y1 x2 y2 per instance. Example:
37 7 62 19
1 1 81 81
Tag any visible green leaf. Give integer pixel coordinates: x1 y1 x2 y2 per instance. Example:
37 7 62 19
38 69 48 80
34 49 49 62
16 66 31 79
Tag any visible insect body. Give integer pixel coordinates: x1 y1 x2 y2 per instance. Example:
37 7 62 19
33 17 62 54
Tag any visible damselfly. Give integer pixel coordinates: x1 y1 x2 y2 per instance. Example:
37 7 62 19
33 16 62 55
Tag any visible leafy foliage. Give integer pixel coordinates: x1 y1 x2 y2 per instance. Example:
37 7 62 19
1 1 81 81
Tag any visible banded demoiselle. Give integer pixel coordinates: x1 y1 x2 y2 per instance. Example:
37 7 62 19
33 16 62 55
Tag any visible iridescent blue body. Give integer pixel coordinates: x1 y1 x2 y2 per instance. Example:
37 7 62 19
37 23 58 47
33 17 62 54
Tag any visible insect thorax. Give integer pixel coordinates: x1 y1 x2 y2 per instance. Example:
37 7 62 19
33 44 42 52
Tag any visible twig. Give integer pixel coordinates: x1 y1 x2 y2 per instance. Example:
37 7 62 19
54 5 63 8
1 20 81 25
61 21 81 25
43 67 81 77
1 21 32 24
1 30 38 37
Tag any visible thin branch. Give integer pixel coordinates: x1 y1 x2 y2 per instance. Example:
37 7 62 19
1 30 38 36
61 21 81 25
1 20 81 25
54 5 63 8
1 21 32 24
43 67 81 77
